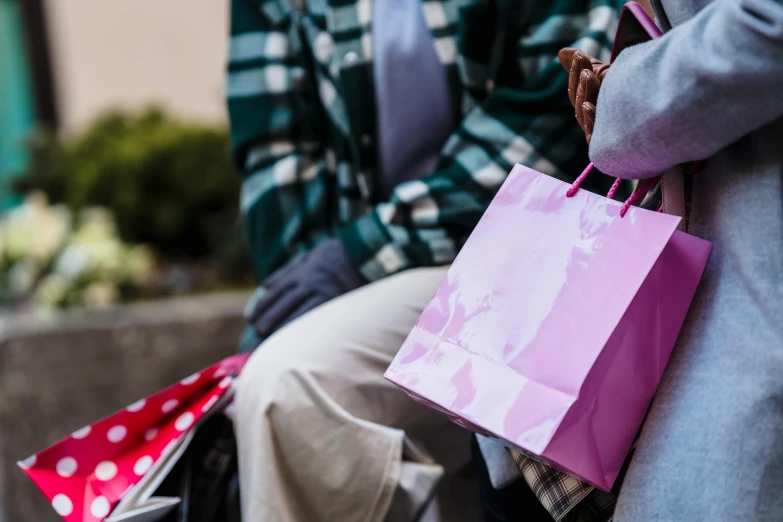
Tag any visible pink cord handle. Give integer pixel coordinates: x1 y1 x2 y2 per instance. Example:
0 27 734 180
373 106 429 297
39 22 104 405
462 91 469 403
606 177 622 200
566 162 661 218
566 163 595 197
619 177 660 217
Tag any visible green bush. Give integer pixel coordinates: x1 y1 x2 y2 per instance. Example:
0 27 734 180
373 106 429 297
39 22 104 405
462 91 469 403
14 108 245 266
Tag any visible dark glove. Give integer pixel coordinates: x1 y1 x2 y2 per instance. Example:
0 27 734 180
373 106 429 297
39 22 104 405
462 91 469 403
558 48 610 144
244 238 367 338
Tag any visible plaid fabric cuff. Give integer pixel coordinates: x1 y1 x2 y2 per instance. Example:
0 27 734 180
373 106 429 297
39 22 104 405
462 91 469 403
510 444 636 522
514 453 595 521
338 210 410 282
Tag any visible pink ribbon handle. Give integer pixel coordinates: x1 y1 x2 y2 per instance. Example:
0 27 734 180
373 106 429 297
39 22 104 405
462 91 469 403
565 163 661 217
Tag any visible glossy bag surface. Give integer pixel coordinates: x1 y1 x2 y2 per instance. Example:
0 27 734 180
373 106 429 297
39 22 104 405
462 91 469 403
385 164 711 490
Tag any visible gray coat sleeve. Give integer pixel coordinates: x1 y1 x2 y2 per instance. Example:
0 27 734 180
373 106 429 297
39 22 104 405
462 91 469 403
589 0 783 179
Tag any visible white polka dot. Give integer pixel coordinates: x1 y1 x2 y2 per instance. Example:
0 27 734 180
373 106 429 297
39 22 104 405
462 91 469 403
133 456 154 476
71 426 92 439
107 425 127 443
175 412 195 431
52 494 73 516
144 428 158 441
126 399 146 412
161 399 179 413
95 461 118 481
91 496 111 518
214 368 227 378
180 372 200 385
201 395 219 413
18 455 36 469
56 457 78 478
218 376 233 389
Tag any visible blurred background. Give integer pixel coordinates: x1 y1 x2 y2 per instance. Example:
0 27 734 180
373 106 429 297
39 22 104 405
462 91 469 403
0 2 251 520
1 0 253 311
0 1 656 521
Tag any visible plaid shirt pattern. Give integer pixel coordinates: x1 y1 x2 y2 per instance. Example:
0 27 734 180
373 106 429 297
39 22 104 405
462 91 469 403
228 0 632 519
227 0 625 281
511 444 636 521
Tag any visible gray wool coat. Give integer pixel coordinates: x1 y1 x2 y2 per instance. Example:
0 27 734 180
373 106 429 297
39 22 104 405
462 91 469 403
590 0 783 520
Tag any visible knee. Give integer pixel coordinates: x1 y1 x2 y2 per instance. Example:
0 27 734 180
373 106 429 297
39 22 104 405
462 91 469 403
235 335 294 409
234 327 327 425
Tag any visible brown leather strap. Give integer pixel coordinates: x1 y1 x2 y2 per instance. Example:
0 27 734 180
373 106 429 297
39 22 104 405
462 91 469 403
681 160 702 232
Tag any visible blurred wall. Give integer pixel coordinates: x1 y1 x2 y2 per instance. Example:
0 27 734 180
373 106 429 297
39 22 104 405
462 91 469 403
40 0 653 134
43 0 229 133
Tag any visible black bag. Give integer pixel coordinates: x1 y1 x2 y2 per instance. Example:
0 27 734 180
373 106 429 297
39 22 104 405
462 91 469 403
156 413 242 522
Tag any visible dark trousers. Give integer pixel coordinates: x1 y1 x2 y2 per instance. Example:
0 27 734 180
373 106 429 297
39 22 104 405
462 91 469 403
470 436 553 522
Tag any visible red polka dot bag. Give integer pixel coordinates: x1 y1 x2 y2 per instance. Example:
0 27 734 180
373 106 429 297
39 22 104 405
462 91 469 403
17 353 250 522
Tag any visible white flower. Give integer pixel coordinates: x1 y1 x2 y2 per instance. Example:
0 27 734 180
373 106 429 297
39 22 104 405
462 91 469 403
66 207 126 280
32 204 71 263
3 206 35 261
86 240 125 279
83 283 119 309
33 274 72 309
54 244 89 280
75 208 118 241
7 259 39 294
125 245 155 285
2 193 70 264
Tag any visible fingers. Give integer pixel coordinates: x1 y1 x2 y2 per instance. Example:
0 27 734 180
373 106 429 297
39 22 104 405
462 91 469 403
252 285 313 337
245 277 297 327
559 46 607 144
568 60 579 106
593 60 611 81
263 252 306 288
244 285 268 321
558 47 577 72
567 51 594 106
574 69 600 127
582 102 596 144
580 70 601 106
560 48 609 105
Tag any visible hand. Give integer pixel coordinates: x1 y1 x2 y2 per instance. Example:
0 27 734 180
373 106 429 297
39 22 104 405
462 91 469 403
558 48 610 144
244 238 367 338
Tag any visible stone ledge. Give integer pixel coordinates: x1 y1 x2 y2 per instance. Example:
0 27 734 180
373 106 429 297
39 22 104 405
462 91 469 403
0 291 250 522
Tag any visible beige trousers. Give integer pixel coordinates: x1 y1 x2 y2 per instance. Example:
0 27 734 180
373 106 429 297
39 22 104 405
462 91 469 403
234 267 474 522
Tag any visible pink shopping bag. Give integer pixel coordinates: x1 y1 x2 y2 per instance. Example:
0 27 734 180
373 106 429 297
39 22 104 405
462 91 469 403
18 353 250 522
385 164 711 491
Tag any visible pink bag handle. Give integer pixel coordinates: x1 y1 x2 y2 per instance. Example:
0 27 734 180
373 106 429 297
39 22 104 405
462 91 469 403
566 163 661 217
563 3 667 217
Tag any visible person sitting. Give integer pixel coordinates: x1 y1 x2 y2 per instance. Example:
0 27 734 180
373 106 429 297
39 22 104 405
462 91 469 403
226 0 625 520
552 0 783 520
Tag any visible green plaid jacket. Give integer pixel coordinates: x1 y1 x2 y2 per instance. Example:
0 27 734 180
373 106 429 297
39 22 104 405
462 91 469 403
228 0 625 282
229 0 629 519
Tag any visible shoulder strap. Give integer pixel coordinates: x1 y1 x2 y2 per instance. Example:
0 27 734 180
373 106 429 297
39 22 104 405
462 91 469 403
682 160 703 232
661 161 699 232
